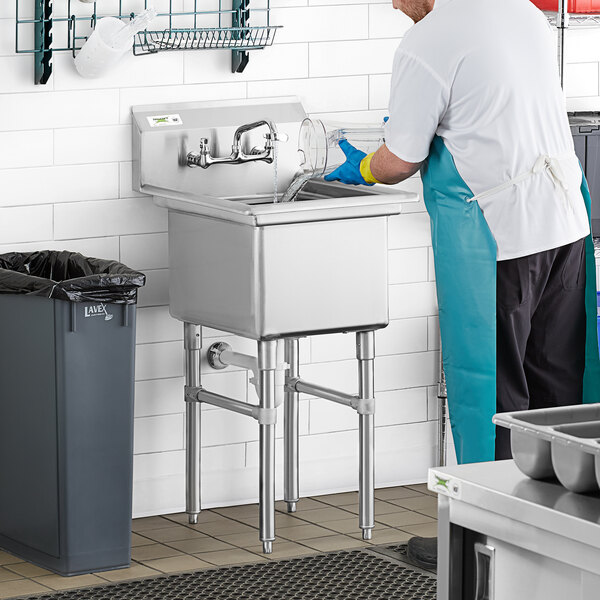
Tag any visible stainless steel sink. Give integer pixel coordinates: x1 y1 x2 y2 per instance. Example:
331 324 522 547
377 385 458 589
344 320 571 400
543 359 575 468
132 98 419 555
150 180 410 340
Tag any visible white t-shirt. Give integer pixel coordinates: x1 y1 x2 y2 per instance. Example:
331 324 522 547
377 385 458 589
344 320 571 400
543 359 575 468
384 0 590 261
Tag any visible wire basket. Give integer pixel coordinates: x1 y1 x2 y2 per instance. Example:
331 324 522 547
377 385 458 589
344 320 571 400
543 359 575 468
16 0 281 83
133 25 279 54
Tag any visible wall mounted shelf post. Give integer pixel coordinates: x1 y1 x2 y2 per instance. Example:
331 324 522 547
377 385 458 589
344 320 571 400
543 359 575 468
34 0 52 84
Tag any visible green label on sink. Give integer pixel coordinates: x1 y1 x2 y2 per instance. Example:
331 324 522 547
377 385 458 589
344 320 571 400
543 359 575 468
147 114 183 128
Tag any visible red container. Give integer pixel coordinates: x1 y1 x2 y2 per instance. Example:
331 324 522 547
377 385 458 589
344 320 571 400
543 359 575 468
531 0 600 12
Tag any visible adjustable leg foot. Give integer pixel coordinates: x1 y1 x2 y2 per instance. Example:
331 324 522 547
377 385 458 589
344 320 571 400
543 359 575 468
287 501 297 513
188 513 199 525
362 528 373 541
263 541 273 554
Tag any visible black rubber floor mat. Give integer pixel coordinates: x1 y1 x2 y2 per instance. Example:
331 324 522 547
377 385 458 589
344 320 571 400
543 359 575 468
19 549 436 600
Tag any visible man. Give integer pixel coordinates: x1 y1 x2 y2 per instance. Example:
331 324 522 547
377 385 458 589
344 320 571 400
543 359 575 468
326 0 600 568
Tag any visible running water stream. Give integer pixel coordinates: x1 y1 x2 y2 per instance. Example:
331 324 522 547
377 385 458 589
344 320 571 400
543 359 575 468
280 171 312 203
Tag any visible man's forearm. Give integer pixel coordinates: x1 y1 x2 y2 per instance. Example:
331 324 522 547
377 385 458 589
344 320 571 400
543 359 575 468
370 144 422 184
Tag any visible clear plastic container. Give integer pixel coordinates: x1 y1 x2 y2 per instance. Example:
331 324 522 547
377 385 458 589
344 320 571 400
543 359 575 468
74 17 133 78
298 118 385 178
74 10 156 78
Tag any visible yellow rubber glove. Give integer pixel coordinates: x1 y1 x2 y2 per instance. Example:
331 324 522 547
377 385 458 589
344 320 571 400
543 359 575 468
359 152 381 184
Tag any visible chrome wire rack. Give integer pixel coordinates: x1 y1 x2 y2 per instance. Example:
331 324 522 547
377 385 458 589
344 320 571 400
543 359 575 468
16 0 281 84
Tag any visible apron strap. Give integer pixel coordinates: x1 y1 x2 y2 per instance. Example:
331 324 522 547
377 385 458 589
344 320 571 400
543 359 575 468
468 154 574 208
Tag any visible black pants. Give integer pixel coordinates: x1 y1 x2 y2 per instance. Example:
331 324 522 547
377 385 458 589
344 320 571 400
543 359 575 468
495 238 587 460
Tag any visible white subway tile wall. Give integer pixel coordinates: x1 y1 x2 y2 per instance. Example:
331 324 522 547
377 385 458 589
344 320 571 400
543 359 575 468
0 5 597 517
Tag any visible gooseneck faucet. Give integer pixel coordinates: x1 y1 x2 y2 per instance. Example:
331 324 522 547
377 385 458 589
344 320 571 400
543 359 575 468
187 120 285 169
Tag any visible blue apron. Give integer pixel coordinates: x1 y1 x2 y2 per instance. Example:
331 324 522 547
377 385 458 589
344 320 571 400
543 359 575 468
421 135 600 464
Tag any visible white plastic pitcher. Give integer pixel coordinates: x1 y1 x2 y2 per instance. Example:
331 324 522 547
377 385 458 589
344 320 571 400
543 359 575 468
298 118 385 179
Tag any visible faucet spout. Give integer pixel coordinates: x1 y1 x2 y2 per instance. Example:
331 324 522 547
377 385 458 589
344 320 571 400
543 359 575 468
233 120 277 151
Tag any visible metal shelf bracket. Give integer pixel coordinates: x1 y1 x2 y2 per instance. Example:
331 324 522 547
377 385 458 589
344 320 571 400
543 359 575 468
34 0 52 85
232 0 251 73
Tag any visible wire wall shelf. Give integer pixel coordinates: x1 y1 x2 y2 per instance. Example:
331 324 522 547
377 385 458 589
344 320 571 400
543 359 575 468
16 0 281 84
545 11 600 27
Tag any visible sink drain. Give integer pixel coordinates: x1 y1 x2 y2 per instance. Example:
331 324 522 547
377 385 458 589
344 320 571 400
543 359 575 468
22 548 436 600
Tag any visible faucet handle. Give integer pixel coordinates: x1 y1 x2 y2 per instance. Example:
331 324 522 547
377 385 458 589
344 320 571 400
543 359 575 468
199 138 209 151
265 132 289 143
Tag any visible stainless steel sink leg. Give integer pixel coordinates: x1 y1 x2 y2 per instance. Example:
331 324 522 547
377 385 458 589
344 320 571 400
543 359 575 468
258 340 277 553
184 323 202 525
284 338 300 514
357 331 375 541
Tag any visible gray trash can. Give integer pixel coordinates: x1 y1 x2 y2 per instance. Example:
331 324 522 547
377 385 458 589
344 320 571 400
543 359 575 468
0 251 145 576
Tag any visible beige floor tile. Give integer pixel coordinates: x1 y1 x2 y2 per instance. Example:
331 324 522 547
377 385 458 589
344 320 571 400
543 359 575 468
5 562 53 577
347 528 412 545
390 495 438 512
143 555 212 574
312 491 359 507
376 511 435 528
143 526 208 543
213 504 260 520
96 563 161 582
193 519 257 537
374 486 425 501
275 498 329 512
415 507 438 519
403 483 437 497
164 511 226 526
400 522 439 537
33 573 105 591
277 523 337 541
131 516 173 532
0 578 51 598
0 552 22 567
167 537 235 554
195 548 267 566
300 535 368 552
339 500 407 516
245 542 318 560
131 533 156 547
315 518 364 535
240 512 308 529
216 531 265 548
132 543 183 562
296 507 356 524
0 568 24 583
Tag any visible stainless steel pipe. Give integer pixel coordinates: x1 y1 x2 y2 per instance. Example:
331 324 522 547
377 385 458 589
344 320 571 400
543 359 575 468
357 331 375 541
289 379 355 408
184 323 202 524
192 389 256 418
259 340 277 554
284 339 300 513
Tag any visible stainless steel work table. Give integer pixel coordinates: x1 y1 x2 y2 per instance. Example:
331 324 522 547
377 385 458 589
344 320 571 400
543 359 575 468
429 460 600 600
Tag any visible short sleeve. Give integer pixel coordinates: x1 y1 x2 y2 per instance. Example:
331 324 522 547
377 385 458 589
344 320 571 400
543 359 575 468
384 47 450 163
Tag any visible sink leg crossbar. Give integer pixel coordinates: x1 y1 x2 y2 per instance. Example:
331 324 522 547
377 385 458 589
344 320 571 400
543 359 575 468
183 324 377 552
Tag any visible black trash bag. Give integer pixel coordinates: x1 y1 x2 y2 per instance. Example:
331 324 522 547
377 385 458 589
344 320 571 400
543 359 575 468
0 251 146 304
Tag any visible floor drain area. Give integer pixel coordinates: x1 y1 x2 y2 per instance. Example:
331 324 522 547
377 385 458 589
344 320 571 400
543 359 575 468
22 549 436 600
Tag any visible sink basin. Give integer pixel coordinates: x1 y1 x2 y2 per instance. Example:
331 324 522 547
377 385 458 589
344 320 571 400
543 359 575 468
132 98 419 340
153 180 415 340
